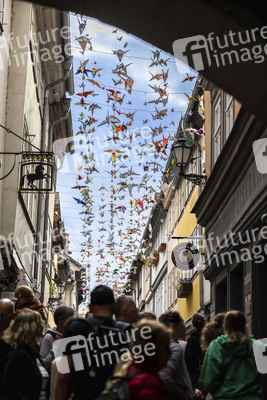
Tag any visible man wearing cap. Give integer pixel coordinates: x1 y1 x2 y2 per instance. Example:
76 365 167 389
55 285 132 400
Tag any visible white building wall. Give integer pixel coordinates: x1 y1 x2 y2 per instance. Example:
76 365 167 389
0 0 12 234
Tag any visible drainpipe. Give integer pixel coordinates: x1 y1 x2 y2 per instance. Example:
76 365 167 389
149 268 155 312
37 59 73 302
199 227 209 315
70 281 75 308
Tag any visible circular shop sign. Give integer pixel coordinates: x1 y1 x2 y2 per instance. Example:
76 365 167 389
172 242 200 270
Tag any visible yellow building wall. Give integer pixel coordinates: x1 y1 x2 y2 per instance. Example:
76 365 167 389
177 186 198 237
178 274 201 321
177 186 201 322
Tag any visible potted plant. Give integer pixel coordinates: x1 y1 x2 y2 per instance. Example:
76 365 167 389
175 278 192 298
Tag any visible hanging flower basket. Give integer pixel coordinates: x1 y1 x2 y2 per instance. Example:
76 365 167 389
176 279 192 298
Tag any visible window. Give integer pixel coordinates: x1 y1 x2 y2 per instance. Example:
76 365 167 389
23 117 35 152
0 0 5 34
168 273 171 307
155 282 163 317
178 184 183 218
171 199 175 230
164 276 167 310
213 94 221 165
172 267 177 303
167 211 171 239
185 178 190 204
173 192 178 226
224 92 234 140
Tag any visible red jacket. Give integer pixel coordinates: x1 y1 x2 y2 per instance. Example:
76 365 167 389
128 359 165 400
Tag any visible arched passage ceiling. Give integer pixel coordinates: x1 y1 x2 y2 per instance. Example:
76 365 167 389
20 0 267 125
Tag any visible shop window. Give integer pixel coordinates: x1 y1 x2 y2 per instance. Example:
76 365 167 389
230 263 244 311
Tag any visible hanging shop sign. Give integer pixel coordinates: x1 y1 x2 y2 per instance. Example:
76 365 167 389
172 242 200 270
19 152 55 192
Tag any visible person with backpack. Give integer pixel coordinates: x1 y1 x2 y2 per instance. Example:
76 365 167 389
98 318 171 400
40 305 74 372
201 310 262 400
54 285 132 400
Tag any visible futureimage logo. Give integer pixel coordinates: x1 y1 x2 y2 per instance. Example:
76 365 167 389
53 325 155 374
253 339 267 374
0 26 72 70
173 26 267 72
252 138 267 174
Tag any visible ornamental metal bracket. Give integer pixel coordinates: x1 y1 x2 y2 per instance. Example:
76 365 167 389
179 172 207 186
19 152 55 192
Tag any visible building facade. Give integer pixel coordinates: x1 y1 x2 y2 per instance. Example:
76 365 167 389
128 79 210 327
0 1 75 322
193 80 267 339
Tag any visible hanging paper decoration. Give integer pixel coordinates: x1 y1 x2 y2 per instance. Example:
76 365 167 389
113 49 129 62
66 17 199 300
76 35 93 54
77 16 88 34
182 73 197 83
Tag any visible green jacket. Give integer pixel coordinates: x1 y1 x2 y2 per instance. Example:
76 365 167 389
200 335 261 400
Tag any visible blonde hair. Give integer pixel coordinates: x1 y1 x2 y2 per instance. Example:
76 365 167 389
3 310 43 348
201 313 225 351
15 286 34 302
224 310 248 344
130 318 170 349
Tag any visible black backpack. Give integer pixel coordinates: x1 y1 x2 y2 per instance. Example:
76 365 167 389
65 317 132 400
96 371 145 400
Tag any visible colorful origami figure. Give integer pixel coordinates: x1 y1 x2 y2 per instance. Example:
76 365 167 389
113 49 129 62
75 35 93 54
88 67 102 78
119 75 134 93
98 114 120 127
87 78 103 89
182 73 197 83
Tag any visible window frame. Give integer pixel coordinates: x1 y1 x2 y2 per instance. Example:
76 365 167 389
0 0 5 34
224 92 234 142
212 92 222 166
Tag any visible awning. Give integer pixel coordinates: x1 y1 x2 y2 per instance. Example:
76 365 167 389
19 0 267 125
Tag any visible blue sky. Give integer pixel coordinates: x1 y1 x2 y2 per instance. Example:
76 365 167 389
56 13 196 301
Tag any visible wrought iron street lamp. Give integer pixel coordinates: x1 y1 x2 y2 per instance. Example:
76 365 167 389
171 137 207 186
58 282 65 299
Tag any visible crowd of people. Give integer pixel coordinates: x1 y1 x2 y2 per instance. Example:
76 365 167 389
0 284 263 400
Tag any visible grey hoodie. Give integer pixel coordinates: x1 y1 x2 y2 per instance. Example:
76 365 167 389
39 327 61 372
160 340 194 400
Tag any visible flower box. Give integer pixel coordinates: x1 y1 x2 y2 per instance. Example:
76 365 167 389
158 242 166 252
151 257 158 266
153 250 159 259
177 282 192 298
